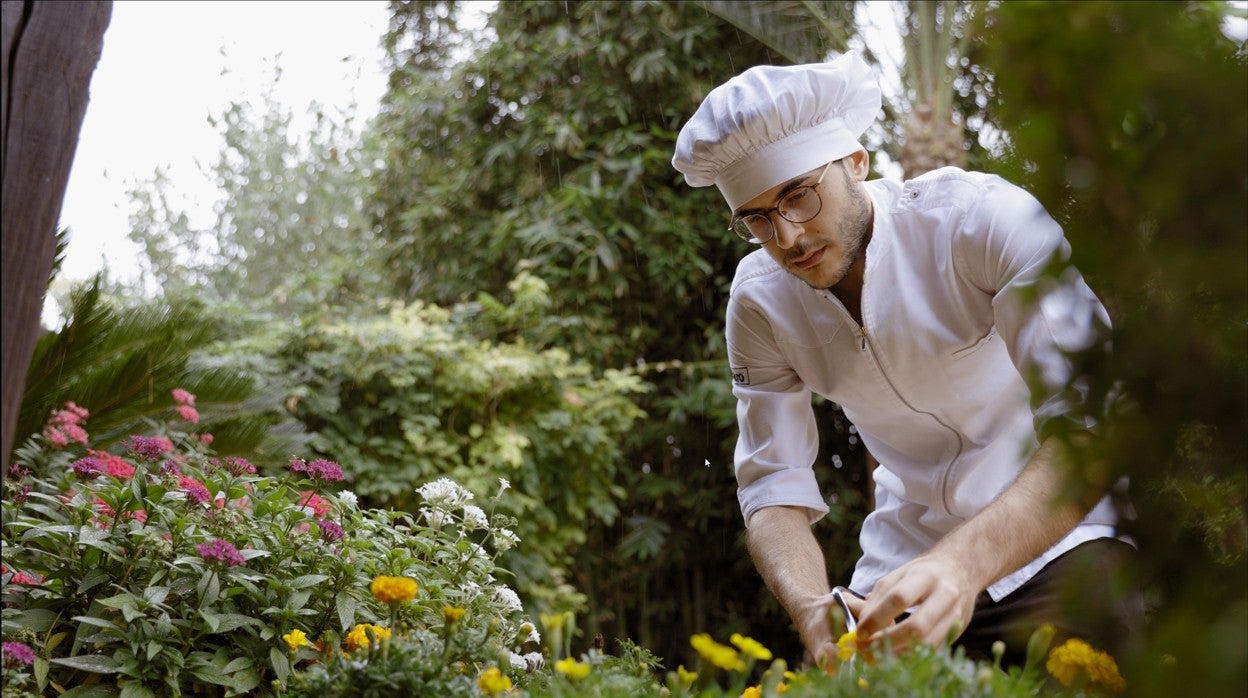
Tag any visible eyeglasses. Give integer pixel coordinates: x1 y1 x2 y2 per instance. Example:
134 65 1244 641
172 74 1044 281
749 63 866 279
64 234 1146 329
728 161 833 244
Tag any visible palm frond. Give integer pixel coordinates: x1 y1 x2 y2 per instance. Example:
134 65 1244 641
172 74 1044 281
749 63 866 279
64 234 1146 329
14 277 307 467
701 0 858 64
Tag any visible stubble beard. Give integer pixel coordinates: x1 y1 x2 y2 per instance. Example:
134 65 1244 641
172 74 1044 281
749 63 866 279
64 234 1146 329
792 175 872 291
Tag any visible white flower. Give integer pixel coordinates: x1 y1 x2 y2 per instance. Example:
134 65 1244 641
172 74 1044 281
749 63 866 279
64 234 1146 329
461 504 489 530
420 508 448 529
493 527 520 551
494 586 523 613
522 651 545 672
337 490 358 508
416 477 474 508
520 621 540 645
497 478 511 496
507 651 528 670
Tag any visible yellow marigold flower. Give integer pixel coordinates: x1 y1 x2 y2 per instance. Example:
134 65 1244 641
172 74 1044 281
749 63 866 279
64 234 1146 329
836 630 858 662
282 628 311 652
777 682 789 694
1046 638 1126 694
676 664 698 687
857 677 870 689
554 657 591 681
691 633 746 672
476 666 513 694
370 575 418 603
730 633 773 661
741 686 762 698
443 606 466 623
344 623 392 651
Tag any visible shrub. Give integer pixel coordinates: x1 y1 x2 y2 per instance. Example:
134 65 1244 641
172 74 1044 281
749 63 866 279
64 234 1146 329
1 395 539 696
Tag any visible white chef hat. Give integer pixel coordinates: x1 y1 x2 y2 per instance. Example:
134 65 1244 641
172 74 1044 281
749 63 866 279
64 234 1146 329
672 51 882 210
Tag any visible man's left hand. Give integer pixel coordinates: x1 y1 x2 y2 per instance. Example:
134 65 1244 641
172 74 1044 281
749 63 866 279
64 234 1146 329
854 553 978 654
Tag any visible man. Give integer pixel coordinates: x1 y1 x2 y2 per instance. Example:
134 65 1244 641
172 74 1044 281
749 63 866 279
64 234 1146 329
672 52 1139 665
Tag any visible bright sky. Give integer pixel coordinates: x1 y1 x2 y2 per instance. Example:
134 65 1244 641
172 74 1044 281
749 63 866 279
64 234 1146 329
55 0 392 293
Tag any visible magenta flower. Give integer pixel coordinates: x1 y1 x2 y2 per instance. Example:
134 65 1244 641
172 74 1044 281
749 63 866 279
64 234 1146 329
317 520 345 542
124 435 175 460
13 484 32 504
196 539 246 567
70 457 105 479
179 476 211 505
289 458 345 482
210 456 256 476
2 641 35 667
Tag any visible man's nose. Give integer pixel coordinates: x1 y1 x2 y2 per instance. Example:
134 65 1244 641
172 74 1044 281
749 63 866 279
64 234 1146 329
770 214 804 249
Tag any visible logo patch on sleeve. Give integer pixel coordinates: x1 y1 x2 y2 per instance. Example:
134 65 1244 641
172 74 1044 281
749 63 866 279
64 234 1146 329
731 367 751 386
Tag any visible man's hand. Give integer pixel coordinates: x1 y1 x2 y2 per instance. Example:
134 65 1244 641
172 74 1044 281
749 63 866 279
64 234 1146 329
855 553 978 654
792 589 867 666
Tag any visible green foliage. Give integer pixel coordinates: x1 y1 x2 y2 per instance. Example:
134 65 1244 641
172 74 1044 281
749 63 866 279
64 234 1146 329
2 409 539 696
241 276 647 612
126 71 391 313
14 279 297 465
981 2 1247 695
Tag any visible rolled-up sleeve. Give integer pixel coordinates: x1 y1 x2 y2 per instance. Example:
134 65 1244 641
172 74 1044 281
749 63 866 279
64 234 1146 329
726 293 828 527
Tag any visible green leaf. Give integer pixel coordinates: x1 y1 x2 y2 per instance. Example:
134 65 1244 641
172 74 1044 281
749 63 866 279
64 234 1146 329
8 608 60 632
60 686 120 698
200 609 220 632
78 568 111 594
120 684 156 698
336 594 357 630
286 573 330 589
70 615 123 633
142 586 171 605
189 665 242 689
50 653 124 673
269 646 290 683
213 613 261 633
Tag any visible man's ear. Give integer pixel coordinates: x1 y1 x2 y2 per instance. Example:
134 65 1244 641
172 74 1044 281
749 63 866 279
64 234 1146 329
845 149 871 181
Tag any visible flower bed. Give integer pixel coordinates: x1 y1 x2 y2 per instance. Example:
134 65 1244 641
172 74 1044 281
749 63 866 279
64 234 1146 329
2 396 1125 696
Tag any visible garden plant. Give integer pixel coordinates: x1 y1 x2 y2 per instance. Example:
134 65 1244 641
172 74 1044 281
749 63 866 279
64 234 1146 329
3 396 1130 696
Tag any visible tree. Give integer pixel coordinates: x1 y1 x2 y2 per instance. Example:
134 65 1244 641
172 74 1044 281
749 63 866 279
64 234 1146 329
1 0 111 470
981 3 1246 695
703 0 995 178
126 75 391 315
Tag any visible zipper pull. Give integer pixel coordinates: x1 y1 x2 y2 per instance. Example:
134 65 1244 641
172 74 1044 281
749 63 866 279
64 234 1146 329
857 326 867 351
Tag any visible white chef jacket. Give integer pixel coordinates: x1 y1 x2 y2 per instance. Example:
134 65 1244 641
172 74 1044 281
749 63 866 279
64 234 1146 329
726 167 1119 601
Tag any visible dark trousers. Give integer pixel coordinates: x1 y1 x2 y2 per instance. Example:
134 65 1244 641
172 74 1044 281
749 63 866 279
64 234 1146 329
955 538 1145 667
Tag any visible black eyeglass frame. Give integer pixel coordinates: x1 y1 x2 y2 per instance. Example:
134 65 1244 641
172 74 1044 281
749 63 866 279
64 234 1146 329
727 161 835 244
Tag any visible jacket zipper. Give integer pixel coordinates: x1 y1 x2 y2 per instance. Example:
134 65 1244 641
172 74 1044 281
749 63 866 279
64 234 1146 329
825 291 968 517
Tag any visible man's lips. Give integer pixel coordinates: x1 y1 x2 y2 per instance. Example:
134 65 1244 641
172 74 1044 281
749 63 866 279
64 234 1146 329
791 247 825 270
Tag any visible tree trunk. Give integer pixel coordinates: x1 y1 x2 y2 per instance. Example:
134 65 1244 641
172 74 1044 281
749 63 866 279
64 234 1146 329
1 0 112 470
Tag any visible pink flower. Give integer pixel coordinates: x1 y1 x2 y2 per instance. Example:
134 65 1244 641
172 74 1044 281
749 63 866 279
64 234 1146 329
289 458 345 483
176 404 200 424
70 457 105 479
9 571 41 586
124 435 174 460
172 388 197 406
61 423 89 445
179 476 211 505
64 402 90 420
298 491 332 518
317 520 345 542
209 456 256 476
2 641 36 667
44 426 69 448
89 450 136 480
198 433 215 446
196 539 245 567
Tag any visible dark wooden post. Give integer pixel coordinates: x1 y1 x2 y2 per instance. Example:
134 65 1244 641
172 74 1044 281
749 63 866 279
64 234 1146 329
1 0 112 470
